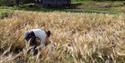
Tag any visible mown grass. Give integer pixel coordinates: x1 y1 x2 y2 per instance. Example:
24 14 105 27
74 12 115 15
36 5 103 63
0 10 125 63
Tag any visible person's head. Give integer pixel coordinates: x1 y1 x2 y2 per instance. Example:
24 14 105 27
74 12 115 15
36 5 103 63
45 30 51 45
45 30 51 38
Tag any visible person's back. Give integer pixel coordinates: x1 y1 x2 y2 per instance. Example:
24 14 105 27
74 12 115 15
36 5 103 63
24 28 51 55
31 29 47 48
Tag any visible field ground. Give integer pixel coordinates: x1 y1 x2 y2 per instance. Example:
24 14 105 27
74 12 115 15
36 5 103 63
0 1 125 63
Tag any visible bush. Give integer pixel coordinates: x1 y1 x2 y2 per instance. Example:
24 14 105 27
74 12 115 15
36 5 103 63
0 9 13 19
0 0 35 6
0 0 16 6
21 0 34 4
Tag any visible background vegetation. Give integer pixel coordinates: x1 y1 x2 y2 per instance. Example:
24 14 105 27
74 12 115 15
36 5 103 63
0 0 125 6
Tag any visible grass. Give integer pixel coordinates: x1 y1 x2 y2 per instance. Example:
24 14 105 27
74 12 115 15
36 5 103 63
0 1 125 14
0 8 13 19
0 11 125 63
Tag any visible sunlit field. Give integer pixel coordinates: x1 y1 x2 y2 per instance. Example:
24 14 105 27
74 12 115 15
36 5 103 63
0 11 125 63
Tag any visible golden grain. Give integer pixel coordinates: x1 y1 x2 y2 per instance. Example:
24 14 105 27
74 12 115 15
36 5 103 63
0 11 125 63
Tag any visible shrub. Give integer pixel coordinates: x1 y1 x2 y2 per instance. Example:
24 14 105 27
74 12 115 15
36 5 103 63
0 0 16 6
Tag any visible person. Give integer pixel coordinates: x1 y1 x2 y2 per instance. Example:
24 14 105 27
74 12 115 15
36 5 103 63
24 28 51 55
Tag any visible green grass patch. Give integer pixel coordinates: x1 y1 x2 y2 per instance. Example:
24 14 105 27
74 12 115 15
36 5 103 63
0 7 13 19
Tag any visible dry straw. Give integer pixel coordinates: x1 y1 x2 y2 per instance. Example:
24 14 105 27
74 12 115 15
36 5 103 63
0 11 125 63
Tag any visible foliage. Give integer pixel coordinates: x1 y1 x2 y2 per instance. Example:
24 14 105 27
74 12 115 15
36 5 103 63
0 0 34 6
0 9 13 19
72 0 125 1
21 0 34 4
0 0 16 6
0 0 125 6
